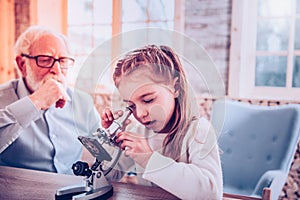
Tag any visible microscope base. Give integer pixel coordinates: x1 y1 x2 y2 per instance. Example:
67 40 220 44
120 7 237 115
55 184 113 200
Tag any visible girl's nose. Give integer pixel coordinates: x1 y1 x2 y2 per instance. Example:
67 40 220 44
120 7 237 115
136 105 148 119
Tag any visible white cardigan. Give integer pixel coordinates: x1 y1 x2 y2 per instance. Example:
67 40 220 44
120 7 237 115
110 117 223 200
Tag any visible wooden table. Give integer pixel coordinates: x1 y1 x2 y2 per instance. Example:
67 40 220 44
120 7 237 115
0 166 261 200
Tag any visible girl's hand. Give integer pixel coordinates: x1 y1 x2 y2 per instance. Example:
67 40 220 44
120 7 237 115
101 108 131 129
115 131 153 168
101 107 115 129
101 108 124 128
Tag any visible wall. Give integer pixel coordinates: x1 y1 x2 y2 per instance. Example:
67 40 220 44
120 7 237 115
184 0 232 92
15 0 30 39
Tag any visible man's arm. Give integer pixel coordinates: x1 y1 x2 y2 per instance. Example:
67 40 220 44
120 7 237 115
0 96 41 153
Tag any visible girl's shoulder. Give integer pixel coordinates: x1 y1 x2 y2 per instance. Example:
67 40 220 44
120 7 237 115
181 117 219 160
186 117 216 144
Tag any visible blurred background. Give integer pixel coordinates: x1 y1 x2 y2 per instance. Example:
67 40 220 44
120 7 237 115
0 0 299 198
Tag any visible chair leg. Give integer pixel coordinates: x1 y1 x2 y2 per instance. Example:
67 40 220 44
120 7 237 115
262 188 272 200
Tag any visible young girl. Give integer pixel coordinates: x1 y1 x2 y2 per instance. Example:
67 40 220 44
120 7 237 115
102 45 223 199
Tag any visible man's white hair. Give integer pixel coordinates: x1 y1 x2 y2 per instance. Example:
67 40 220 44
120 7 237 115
14 25 71 56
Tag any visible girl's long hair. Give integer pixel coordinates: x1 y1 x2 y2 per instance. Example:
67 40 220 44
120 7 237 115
113 45 197 160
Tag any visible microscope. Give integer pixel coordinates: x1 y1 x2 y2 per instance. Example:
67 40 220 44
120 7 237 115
55 107 133 200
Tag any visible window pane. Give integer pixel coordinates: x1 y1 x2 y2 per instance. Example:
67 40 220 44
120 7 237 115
297 0 300 13
68 26 93 55
68 0 93 25
148 21 174 28
294 19 300 49
256 19 289 51
148 0 174 21
122 0 148 22
122 0 174 27
122 21 173 32
122 22 148 32
293 56 300 87
93 25 112 44
93 0 112 24
258 0 292 17
255 56 287 87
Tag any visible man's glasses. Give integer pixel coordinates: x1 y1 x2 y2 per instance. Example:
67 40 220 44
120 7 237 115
21 53 75 69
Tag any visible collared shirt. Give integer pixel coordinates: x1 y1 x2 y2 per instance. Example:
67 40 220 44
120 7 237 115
0 78 100 174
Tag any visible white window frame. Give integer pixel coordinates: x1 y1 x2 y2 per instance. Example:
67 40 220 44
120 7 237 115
228 0 300 101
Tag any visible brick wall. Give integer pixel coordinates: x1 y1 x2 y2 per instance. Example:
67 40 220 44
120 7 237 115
184 0 232 92
14 0 30 40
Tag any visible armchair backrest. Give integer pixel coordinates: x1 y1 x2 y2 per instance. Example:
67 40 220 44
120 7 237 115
211 99 300 199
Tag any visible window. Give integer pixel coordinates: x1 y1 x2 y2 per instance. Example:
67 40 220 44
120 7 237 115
67 0 181 93
0 0 15 84
67 0 113 89
121 0 175 32
229 0 300 101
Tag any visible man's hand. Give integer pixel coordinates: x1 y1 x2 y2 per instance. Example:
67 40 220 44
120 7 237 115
29 78 67 110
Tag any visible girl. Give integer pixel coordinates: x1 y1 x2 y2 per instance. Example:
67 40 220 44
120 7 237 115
102 45 223 199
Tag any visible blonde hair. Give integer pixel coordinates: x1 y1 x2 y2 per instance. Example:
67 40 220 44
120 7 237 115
113 45 197 160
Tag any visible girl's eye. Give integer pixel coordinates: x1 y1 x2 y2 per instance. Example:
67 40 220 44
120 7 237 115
143 98 154 103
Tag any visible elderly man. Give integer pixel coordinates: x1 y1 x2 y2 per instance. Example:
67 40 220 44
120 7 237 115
0 26 100 174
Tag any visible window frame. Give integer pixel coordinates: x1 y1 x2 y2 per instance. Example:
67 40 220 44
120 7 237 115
0 0 15 84
228 0 300 101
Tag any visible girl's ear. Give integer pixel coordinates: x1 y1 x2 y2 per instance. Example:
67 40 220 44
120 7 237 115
172 77 180 98
15 56 27 76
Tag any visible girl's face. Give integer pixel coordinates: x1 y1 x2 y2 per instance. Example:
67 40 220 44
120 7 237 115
118 69 178 133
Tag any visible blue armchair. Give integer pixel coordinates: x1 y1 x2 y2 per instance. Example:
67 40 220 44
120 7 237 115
211 99 300 200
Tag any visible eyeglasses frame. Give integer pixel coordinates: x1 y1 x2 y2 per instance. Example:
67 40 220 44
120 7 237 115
21 53 75 69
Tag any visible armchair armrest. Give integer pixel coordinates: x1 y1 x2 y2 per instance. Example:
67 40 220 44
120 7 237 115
253 170 287 200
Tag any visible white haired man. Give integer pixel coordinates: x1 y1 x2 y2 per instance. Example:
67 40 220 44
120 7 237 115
0 26 100 174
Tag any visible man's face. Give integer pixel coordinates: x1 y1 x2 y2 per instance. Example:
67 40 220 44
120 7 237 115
22 34 70 92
